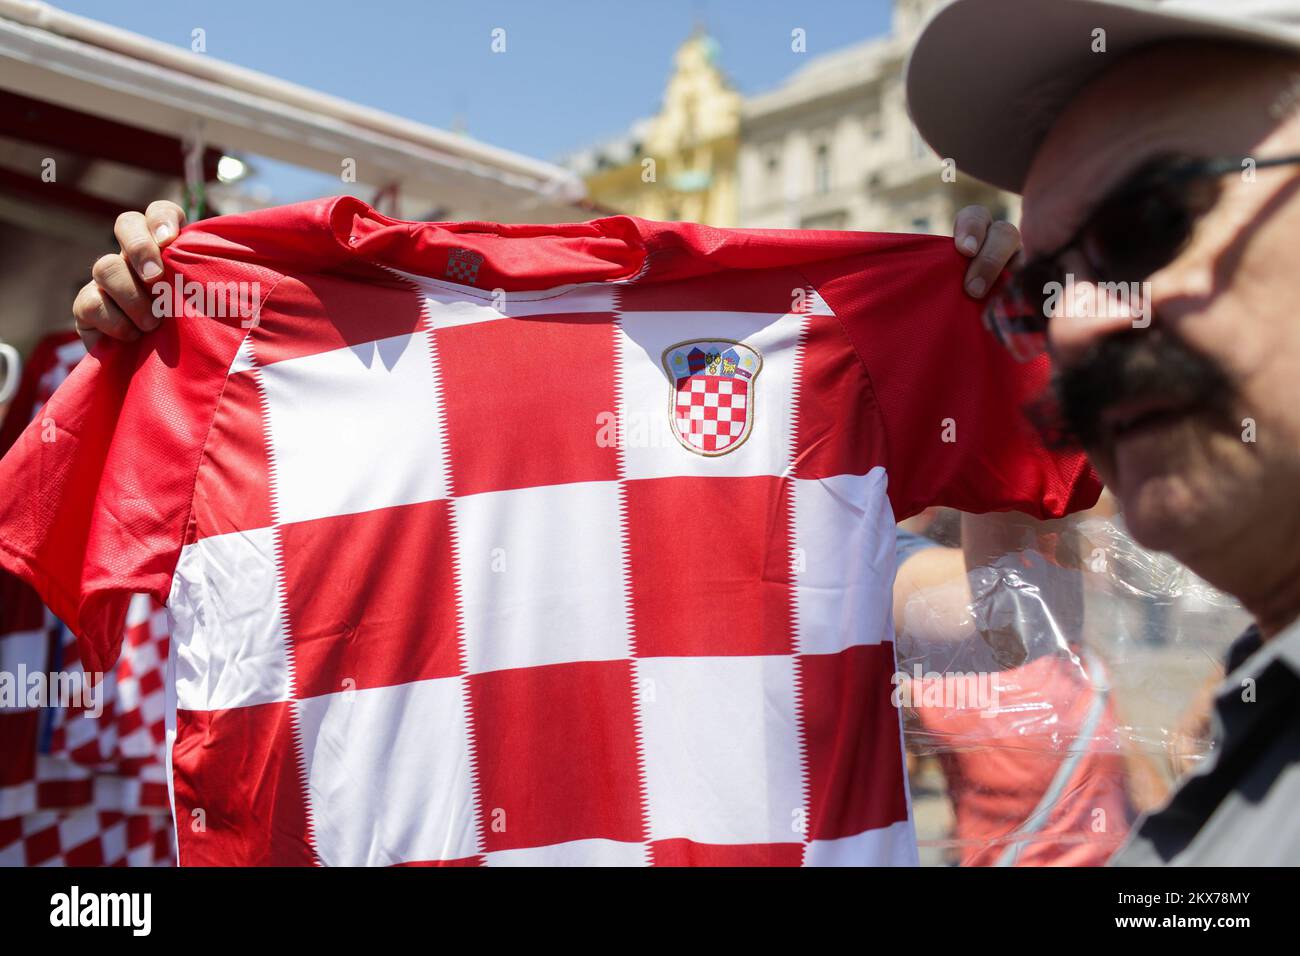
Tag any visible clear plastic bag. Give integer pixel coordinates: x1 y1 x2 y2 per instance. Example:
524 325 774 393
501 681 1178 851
896 512 1249 866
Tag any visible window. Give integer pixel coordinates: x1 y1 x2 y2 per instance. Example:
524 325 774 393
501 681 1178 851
814 142 831 195
800 211 847 231
764 145 781 191
911 129 929 161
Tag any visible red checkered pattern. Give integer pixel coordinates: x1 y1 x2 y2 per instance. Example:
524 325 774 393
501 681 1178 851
0 201 1099 866
47 595 171 772
673 376 750 453
162 267 915 867
0 598 172 820
0 809 173 867
0 333 174 865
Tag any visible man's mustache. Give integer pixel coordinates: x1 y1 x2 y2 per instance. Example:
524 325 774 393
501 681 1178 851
1027 326 1234 450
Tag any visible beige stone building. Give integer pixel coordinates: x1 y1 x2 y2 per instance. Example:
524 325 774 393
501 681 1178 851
567 1 1015 234
738 0 1017 233
564 31 741 226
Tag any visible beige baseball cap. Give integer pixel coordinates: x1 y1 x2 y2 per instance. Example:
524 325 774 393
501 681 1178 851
905 0 1300 193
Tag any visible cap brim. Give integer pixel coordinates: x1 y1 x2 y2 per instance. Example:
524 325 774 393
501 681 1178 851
905 0 1300 193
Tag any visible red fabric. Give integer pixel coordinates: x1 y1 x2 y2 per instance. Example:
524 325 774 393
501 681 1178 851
0 263 276 675
171 703 314 867
800 248 1098 520
650 839 804 867
280 500 461 696
0 199 1097 676
0 330 81 456
437 313 621 496
912 655 1134 866
625 475 793 657
0 199 1100 867
0 809 173 867
802 645 911 840
471 660 646 852
0 334 173 865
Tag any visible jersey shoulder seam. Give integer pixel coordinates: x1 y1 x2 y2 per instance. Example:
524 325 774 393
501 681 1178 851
173 271 289 579
791 261 892 478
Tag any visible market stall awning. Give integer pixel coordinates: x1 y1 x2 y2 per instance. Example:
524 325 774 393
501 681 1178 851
0 0 588 222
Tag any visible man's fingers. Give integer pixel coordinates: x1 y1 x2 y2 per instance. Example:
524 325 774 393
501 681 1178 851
75 199 179 347
144 200 186 246
74 279 142 345
75 326 103 352
90 253 161 332
964 220 1022 298
114 211 165 283
953 205 992 257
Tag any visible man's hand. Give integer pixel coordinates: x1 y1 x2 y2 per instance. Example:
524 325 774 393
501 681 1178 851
69 200 1016 348
73 201 186 350
952 204 1020 299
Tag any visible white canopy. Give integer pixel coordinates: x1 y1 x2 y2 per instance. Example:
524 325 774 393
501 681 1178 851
0 0 589 222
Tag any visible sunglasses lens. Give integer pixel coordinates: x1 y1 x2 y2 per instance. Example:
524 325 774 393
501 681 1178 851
983 258 1060 361
985 274 1050 362
1084 173 1218 281
982 161 1228 362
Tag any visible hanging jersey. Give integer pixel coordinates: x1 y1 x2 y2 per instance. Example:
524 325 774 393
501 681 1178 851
0 199 1099 865
0 332 173 865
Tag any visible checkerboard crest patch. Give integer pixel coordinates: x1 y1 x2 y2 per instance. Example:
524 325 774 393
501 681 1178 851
445 247 485 284
662 339 762 456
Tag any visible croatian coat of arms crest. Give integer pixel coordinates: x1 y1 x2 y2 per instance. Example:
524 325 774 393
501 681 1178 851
661 339 763 456
445 247 484 284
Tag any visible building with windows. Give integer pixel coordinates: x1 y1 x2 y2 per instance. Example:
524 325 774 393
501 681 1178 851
563 30 741 226
567 3 1014 234
737 0 1015 234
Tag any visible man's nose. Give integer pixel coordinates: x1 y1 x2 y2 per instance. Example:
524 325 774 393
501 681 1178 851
1046 278 1149 366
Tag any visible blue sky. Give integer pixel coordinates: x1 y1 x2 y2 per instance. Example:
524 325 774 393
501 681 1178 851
52 0 892 200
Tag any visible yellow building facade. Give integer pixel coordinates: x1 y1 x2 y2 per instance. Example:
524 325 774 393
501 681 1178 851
569 32 740 226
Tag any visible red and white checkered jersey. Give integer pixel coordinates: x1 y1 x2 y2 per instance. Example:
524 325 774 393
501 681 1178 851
0 808 173 867
0 199 1098 866
0 332 174 865
0 590 173 862
0 594 172 819
43 594 172 784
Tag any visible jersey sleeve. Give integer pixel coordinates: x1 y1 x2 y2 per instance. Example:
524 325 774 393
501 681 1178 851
0 237 277 675
799 238 1101 521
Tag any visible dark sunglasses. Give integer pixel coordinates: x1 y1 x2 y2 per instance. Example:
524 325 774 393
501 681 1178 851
985 152 1300 361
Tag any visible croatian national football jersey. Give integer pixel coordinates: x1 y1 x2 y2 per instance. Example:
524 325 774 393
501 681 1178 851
0 198 1098 866
0 332 174 866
